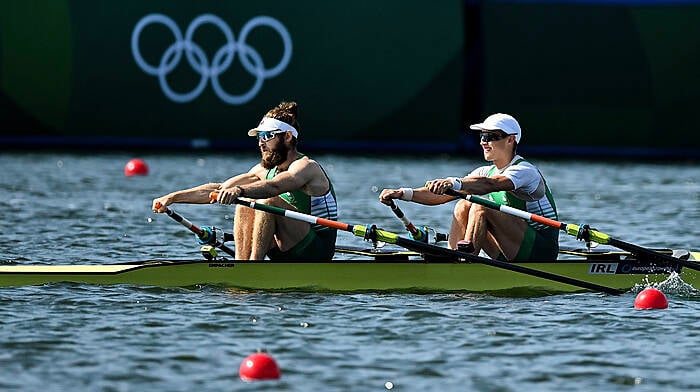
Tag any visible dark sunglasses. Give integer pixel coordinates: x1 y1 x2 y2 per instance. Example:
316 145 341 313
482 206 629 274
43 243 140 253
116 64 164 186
480 132 510 143
258 130 285 142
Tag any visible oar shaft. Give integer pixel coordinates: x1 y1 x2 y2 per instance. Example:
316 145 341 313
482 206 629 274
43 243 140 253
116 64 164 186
444 189 616 241
163 207 203 236
450 190 609 242
233 199 352 231
155 202 235 257
223 195 623 294
444 189 699 270
209 192 352 231
388 200 448 243
389 201 418 233
445 190 564 230
391 236 623 295
388 200 425 241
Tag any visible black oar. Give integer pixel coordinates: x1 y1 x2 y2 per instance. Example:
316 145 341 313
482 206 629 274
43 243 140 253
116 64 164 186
154 202 236 257
222 195 624 295
444 189 699 271
387 200 448 243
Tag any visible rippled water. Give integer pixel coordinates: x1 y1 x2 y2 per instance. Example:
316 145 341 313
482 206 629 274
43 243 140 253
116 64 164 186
1 152 699 391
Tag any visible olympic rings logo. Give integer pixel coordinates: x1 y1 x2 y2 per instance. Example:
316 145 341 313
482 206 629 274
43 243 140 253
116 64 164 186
131 13 292 105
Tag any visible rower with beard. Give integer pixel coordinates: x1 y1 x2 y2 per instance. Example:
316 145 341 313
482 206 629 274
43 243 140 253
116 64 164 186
152 101 338 260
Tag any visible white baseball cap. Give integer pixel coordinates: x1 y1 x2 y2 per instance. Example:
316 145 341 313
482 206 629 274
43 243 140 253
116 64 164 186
469 113 522 143
247 117 299 138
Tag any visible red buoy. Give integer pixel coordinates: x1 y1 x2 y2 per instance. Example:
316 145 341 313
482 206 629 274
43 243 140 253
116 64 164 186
124 158 149 176
634 288 668 309
239 353 280 381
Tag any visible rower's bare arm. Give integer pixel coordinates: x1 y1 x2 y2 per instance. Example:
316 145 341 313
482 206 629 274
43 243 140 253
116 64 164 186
220 170 264 189
154 166 266 212
460 175 514 194
411 187 457 205
233 159 323 199
379 187 455 206
152 183 222 212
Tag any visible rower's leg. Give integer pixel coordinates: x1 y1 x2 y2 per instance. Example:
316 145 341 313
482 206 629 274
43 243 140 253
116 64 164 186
467 205 526 260
249 207 276 260
234 205 255 259
263 197 310 252
271 216 310 251
466 205 500 257
248 197 310 259
449 199 471 249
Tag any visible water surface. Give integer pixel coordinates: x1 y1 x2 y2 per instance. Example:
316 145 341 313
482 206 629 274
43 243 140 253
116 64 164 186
0 152 698 391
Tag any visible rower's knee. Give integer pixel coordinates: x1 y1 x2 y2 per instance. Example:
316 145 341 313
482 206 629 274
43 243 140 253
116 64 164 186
468 203 488 220
453 199 471 220
234 205 254 227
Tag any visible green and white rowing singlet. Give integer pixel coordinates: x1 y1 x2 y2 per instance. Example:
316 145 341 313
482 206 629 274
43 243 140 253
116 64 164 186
265 154 338 232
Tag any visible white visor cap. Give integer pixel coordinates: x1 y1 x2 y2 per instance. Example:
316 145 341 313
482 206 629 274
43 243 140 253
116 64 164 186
247 117 298 138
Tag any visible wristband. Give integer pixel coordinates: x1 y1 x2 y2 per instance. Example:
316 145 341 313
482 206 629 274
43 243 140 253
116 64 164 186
399 187 413 201
449 177 462 191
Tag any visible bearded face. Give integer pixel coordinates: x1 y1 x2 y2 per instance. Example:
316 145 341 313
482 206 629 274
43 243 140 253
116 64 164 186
260 137 290 169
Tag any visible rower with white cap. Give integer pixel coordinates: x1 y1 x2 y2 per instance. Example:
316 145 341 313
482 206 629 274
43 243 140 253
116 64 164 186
379 113 559 261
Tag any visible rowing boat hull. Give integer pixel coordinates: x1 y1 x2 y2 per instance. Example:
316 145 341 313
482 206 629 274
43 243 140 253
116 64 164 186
1 251 698 295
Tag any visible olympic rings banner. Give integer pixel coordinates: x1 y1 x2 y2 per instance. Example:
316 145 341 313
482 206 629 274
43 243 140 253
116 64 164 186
0 1 464 149
2 1 700 156
131 14 293 106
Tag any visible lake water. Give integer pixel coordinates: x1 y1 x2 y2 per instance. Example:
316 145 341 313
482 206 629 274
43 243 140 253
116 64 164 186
1 151 699 391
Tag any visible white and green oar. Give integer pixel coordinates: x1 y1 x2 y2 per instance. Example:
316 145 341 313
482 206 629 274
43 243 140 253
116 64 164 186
444 189 699 271
224 196 624 295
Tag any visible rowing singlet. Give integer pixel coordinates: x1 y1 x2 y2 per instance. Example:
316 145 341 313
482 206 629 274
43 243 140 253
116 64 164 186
481 157 558 235
265 154 338 232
